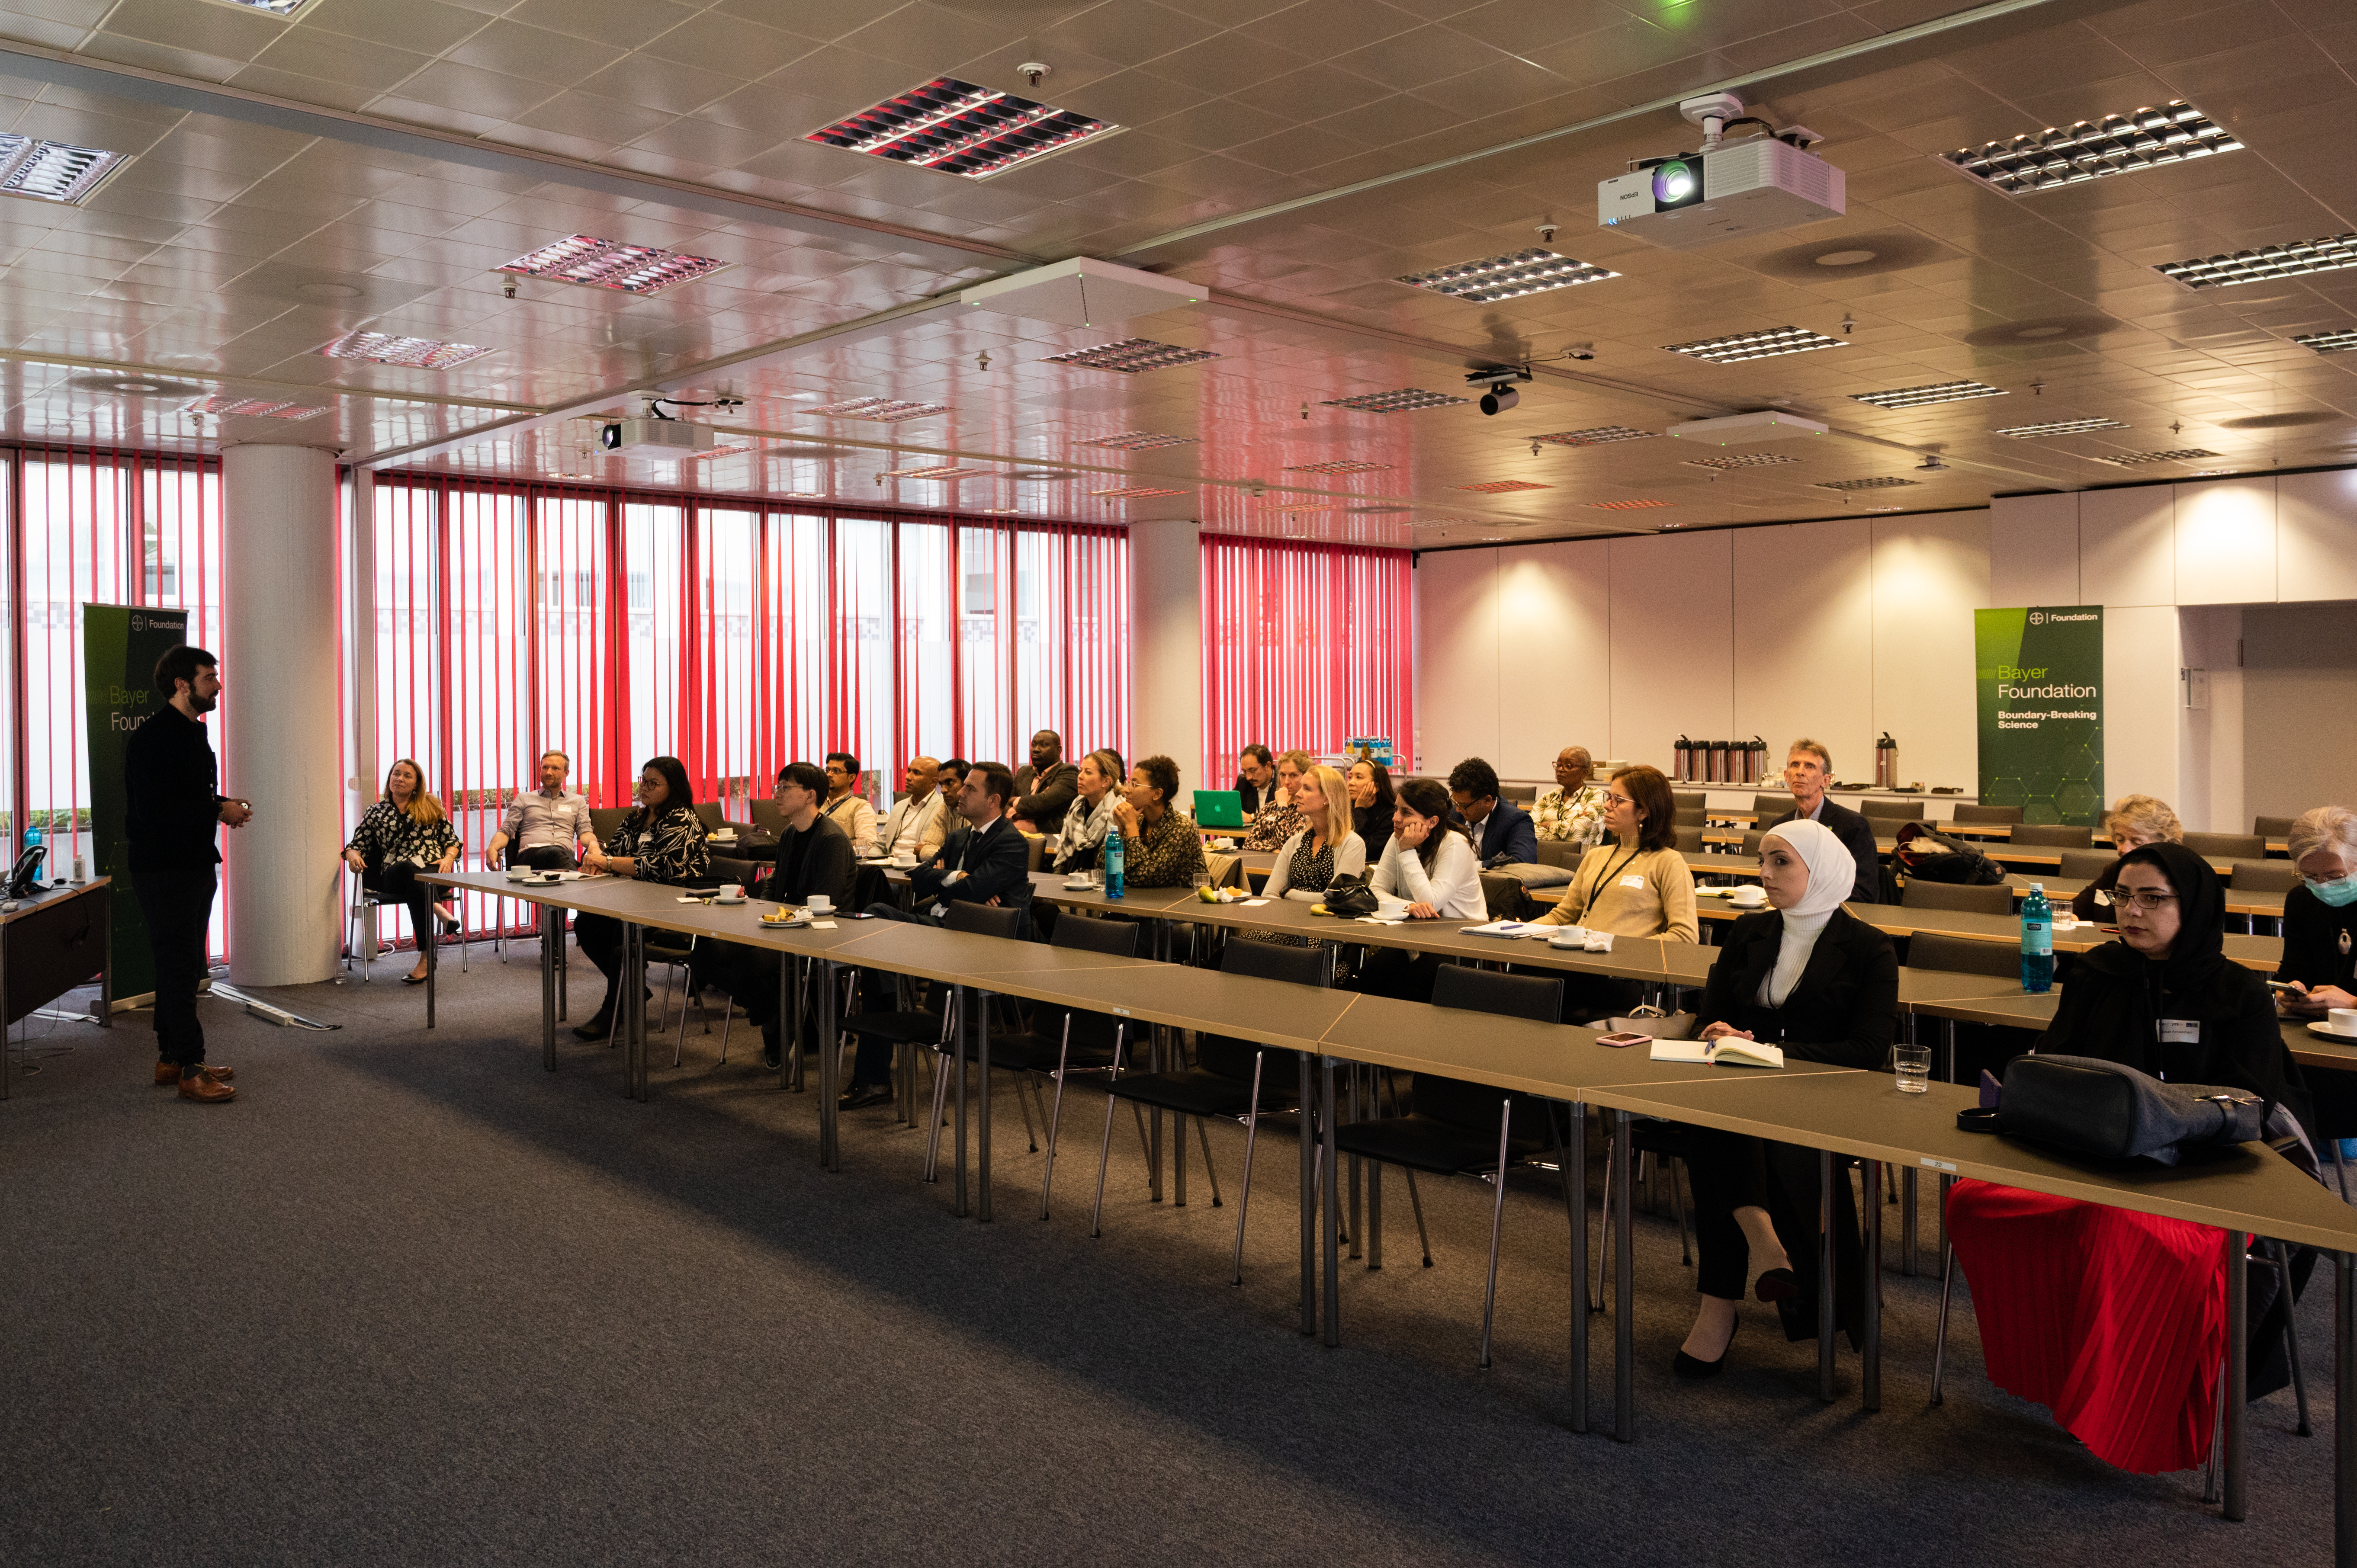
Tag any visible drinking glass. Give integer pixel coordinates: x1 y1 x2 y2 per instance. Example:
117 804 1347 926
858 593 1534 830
1894 1042 1932 1093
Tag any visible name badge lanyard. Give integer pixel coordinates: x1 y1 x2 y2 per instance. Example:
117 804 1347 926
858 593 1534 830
1591 843 1642 910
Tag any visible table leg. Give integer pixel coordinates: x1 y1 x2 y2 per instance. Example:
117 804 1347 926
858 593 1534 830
1612 1109 1632 1443
1322 1052 1339 1348
97 887 112 1028
426 904 438 1029
1902 1166 1919 1278
541 900 557 1072
777 958 793 1090
977 988 992 1222
1347 1065 1362 1260
1299 1050 1316 1337
1862 1159 1882 1414
624 923 645 1101
557 908 567 1022
818 960 840 1172
1818 1148 1836 1403
1 915 10 1100
953 984 969 1217
2336 1251 2354 1568
2226 1227 2248 1522
1569 1101 1588 1435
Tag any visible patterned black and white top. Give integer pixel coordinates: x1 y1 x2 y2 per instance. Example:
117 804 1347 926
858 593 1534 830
347 800 462 868
604 803 711 887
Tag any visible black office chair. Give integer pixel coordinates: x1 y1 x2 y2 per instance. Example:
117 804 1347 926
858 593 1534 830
1901 880 2013 917
2010 824 2092 849
835 902 1023 1107
1329 965 1573 1367
1952 803 2023 826
1088 940 1331 1285
1903 932 2021 978
1673 825 1705 854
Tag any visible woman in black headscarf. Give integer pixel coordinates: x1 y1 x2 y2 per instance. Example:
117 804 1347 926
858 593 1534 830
1946 840 2313 1475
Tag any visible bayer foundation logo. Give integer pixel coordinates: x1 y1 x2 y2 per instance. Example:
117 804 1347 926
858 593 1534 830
2029 611 2046 625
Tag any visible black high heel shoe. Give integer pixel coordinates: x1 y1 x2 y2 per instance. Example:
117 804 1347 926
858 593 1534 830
1754 1266 1798 1303
1673 1316 1739 1379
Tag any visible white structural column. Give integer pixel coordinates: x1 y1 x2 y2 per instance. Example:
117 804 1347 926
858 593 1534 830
1128 519 1202 781
222 443 345 986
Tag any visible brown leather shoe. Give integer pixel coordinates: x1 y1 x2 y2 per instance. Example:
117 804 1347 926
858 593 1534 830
157 1061 232 1084
178 1071 235 1103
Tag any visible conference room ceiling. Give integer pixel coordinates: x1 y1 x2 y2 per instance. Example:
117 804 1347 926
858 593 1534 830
0 0 2351 545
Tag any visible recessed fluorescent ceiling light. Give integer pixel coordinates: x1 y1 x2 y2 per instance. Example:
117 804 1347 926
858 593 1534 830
1455 479 1549 493
499 234 726 295
812 396 945 421
1323 388 1469 413
806 75 1116 179
1079 431 1197 450
320 331 492 370
1995 417 2128 437
2156 234 2357 289
1535 426 1656 447
1663 327 1845 363
1815 475 1920 491
1587 499 1671 510
1284 459 1389 475
1850 380 2006 409
1682 452 1801 471
1942 101 2238 195
2102 447 2220 465
2294 330 2357 353
207 0 311 13
0 135 125 205
183 396 327 420
1091 485 1189 498
884 464 990 479
1043 338 1220 372
1395 247 1618 302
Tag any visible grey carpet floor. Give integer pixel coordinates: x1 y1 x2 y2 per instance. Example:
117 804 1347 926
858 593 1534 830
0 939 2340 1566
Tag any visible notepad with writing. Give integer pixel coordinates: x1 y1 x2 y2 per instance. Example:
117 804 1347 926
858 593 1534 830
1648 1038 1785 1068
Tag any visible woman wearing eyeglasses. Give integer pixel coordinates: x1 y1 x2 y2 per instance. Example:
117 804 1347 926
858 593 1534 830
1946 840 2314 1475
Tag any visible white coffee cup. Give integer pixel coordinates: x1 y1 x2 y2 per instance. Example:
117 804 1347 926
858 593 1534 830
807 894 833 914
715 884 745 904
890 853 917 868
1374 894 1410 920
2331 1007 2357 1036
1729 885 1768 908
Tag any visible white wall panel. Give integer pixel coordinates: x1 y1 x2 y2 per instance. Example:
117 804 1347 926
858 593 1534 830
1609 530 1731 770
2103 605 2180 808
2080 486 2175 606
1415 548 1500 773
2173 478 2277 606
1988 493 2079 606
1731 519 1874 776
1493 538 1612 776
2275 469 2357 603
1872 510 1991 791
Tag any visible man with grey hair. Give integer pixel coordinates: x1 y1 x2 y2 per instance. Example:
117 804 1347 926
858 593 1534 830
1761 737 1882 902
486 749 593 870
2277 804 2357 1019
1532 745 1610 849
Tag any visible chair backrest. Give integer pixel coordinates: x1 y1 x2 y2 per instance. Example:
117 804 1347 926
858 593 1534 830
588 806 630 843
1193 936 1336 1082
708 855 765 891
1860 797 1917 821
2182 830 2265 860
1901 879 2012 916
1952 802 2024 825
1672 790 1705 811
1022 834 1045 873
2230 858 2301 894
1413 967 1566 1138
1752 793 1790 823
2009 823 2091 848
2255 814 2296 840
943 901 1024 940
1672 805 1706 827
1741 829 1767 857
1535 839 1583 870
2058 848 2117 881
1499 782 1537 804
1904 933 2021 978
1050 913 1140 956
748 797 784 833
1674 825 1705 854
1204 850 1247 888
693 801 724 830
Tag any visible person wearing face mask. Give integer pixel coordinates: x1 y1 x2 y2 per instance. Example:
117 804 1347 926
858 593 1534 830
1532 766 1697 1020
1670 820 1897 1380
1946 841 2313 1475
2069 793 2183 923
2274 805 2357 1019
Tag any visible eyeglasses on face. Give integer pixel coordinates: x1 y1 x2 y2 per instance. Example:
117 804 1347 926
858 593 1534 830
2114 889 2179 911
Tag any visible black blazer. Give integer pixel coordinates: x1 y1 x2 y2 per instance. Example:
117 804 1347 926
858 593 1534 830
1763 798 1883 904
1696 907 1899 1069
766 814 855 908
1233 773 1266 816
2276 883 2357 994
1012 762 1079 830
914 817 1034 917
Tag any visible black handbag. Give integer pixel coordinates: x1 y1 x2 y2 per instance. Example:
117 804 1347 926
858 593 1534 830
1893 822 2007 886
1322 873 1379 918
1988 1054 2269 1165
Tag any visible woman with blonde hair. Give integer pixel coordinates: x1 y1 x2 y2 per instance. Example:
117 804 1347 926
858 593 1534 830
2072 793 2184 921
342 757 464 984
1262 763 1365 902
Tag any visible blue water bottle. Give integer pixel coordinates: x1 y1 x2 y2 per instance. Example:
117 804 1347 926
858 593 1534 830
2020 882 2054 993
1103 827 1124 901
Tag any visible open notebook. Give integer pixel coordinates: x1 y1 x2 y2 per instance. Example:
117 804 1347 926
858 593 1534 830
1647 1038 1785 1069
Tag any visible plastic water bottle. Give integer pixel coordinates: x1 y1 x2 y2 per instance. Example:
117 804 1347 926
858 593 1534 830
2020 882 2054 993
1103 827 1124 901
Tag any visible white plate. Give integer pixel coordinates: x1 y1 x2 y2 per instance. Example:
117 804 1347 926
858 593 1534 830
2307 1021 2357 1040
761 914 810 929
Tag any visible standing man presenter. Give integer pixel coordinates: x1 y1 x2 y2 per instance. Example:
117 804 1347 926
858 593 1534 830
123 645 251 1102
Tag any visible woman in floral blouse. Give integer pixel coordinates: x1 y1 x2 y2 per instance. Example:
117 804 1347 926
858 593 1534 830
343 757 463 984
1240 748 1311 851
1111 754 1206 888
573 755 712 1041
1531 745 1611 851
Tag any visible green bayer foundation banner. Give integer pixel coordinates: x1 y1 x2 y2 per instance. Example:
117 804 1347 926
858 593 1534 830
83 603 191 1003
1975 606 2104 826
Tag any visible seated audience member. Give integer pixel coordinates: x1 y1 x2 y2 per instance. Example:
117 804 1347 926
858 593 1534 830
343 757 464 985
2275 805 2357 1018
1048 748 1125 875
1947 842 2313 1474
843 763 1035 1109
1112 754 1207 888
1346 757 1394 865
877 756 949 863
1531 745 1611 850
820 752 878 857
1672 821 1897 1379
1357 778 1487 1001
485 749 592 870
1234 744 1275 817
1448 756 1536 868
571 756 711 1040
1011 729 1081 834
1532 765 1698 1019
1262 764 1366 902
694 761 856 1069
2070 793 2183 922
1761 738 1880 903
939 757 972 799
1240 749 1311 850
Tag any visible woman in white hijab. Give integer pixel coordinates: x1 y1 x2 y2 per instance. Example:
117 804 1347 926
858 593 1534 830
1670 818 1900 1380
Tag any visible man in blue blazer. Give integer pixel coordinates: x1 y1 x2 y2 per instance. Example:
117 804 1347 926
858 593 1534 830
1448 757 1536 869
1760 738 1884 903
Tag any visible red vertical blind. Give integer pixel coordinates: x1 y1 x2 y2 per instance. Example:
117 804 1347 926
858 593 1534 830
1200 533 1416 787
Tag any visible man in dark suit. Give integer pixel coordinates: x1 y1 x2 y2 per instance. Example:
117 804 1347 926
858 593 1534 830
1010 730 1079 833
1760 738 1883 903
1447 756 1536 868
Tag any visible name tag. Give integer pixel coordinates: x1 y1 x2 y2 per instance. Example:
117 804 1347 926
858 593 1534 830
2158 1019 2200 1044
1618 874 1646 890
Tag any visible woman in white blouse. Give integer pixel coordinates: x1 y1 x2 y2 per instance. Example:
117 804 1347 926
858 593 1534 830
1263 763 1365 901
1371 777 1485 920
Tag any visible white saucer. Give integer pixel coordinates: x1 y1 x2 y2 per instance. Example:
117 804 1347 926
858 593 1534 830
1063 879 1096 890
2307 1022 2357 1040
761 913 809 928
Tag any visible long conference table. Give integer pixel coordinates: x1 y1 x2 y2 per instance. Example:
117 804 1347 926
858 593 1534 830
424 866 2357 1556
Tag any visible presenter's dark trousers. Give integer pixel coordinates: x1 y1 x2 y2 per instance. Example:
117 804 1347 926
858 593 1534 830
132 866 215 1072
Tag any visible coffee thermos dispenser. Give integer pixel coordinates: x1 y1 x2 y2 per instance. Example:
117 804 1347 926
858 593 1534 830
1674 735 1693 780
1875 731 1897 789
